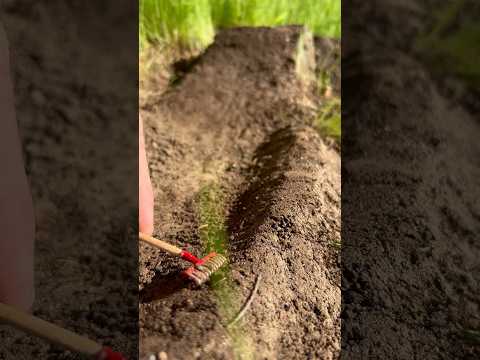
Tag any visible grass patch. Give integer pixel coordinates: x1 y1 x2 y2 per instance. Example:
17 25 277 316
330 238 341 250
314 96 341 144
196 184 254 359
140 0 341 50
415 0 480 88
140 0 215 49
197 184 229 262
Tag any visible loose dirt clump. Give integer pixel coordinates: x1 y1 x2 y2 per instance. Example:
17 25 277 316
140 26 341 359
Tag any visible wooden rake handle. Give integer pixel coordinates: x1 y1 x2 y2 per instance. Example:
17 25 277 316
0 302 102 356
139 232 182 255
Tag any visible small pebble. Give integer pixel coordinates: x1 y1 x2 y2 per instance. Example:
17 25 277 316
183 299 193 309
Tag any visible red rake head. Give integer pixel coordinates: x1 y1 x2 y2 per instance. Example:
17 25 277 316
181 252 227 286
96 347 128 360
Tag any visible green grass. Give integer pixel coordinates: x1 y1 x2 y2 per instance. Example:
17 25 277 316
197 184 229 262
314 96 341 144
140 0 341 49
196 184 254 359
329 237 341 250
140 0 214 49
314 68 341 144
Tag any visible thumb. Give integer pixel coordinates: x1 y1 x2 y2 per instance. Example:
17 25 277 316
139 116 154 235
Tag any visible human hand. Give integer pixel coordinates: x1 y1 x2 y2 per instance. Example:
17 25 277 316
139 115 154 235
0 25 35 311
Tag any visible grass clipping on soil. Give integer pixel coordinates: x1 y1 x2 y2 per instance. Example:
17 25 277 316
196 184 255 359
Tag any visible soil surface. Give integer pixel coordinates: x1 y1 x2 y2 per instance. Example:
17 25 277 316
342 1 480 359
0 2 137 359
140 27 341 359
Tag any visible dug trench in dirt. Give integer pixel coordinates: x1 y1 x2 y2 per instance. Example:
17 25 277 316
342 1 480 358
140 27 341 359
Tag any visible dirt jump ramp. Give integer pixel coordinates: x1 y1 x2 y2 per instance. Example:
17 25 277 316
140 27 340 359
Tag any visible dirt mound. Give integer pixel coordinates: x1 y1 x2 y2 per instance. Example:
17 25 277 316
228 126 341 358
140 27 341 359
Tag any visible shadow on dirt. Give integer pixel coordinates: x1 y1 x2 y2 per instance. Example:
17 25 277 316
227 126 297 252
140 271 189 303
170 56 203 86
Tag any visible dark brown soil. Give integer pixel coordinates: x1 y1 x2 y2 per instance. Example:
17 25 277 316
0 2 137 359
140 27 341 359
342 1 480 359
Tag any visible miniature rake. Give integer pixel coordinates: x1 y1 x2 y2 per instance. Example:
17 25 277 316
139 232 227 286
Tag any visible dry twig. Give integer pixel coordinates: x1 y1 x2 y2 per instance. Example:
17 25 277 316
227 274 261 328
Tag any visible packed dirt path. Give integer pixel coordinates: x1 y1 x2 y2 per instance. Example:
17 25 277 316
140 27 341 359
